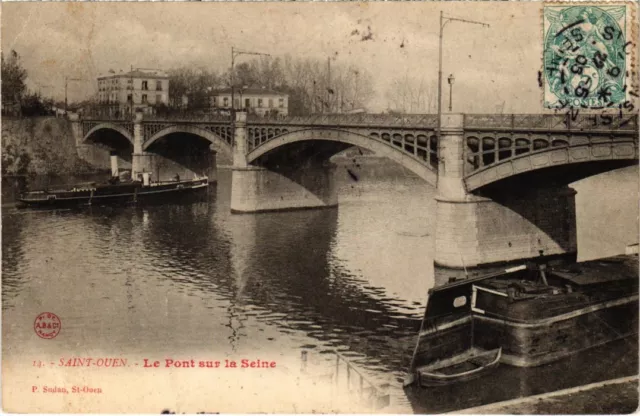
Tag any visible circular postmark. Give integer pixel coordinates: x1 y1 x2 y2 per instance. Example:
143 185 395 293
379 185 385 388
544 6 628 108
34 312 61 339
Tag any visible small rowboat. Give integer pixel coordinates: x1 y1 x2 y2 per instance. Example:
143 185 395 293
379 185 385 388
416 347 502 387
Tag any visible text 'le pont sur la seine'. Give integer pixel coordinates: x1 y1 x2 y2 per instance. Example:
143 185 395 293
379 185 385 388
51 357 277 369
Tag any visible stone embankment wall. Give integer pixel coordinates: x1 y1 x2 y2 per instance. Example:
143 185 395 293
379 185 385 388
2 116 104 176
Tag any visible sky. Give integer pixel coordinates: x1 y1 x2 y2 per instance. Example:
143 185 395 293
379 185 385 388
2 2 546 113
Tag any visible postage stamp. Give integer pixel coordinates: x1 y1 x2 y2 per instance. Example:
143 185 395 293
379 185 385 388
543 4 633 109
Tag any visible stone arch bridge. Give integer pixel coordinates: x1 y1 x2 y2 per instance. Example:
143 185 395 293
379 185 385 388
72 112 638 268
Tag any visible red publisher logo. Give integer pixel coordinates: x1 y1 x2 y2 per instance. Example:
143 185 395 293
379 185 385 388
34 312 61 339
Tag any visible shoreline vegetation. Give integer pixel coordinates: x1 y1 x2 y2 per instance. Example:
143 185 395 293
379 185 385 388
2 116 107 177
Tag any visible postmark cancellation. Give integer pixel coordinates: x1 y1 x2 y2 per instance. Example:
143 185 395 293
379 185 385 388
543 3 637 111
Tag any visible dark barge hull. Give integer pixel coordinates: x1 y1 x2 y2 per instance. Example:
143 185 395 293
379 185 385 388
407 255 639 386
473 294 638 367
17 179 209 208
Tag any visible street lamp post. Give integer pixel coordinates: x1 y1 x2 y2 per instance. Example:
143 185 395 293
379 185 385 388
447 73 455 112
239 85 248 110
436 11 489 142
65 76 82 114
353 70 359 111
130 65 135 118
230 47 271 113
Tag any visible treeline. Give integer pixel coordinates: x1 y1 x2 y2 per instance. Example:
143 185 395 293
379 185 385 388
168 55 375 116
2 48 434 117
1 50 58 117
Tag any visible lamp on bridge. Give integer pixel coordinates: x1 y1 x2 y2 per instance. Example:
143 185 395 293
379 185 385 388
436 12 488 143
239 85 248 111
447 74 455 112
230 47 271 114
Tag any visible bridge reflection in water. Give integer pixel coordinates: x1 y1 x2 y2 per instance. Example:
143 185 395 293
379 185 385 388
74 112 638 268
3 120 638 411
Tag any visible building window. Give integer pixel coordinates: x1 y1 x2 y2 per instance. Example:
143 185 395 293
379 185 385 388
156 94 161 103
223 97 229 107
211 97 217 107
156 81 162 91
279 98 284 108
127 94 132 103
142 81 148 90
257 98 263 107
269 98 274 108
234 98 240 108
142 94 148 104
245 98 250 108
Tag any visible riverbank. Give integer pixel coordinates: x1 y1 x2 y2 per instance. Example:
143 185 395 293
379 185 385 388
455 376 638 414
2 116 104 176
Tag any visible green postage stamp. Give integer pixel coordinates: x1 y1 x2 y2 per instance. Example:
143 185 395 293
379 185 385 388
543 4 633 109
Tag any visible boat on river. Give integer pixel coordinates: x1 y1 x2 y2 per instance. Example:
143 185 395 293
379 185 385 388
416 347 502 387
18 172 209 208
404 254 639 388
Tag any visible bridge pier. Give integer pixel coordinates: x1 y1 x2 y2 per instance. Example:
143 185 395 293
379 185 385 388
230 165 338 214
131 112 153 180
207 148 218 183
434 114 577 269
75 111 632 266
230 111 338 213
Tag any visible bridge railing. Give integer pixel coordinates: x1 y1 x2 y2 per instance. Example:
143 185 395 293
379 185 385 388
142 113 233 123
79 111 441 127
80 112 234 124
464 114 638 131
78 110 638 132
247 113 439 127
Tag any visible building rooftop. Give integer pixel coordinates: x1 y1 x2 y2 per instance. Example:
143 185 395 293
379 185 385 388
212 87 288 96
98 69 168 80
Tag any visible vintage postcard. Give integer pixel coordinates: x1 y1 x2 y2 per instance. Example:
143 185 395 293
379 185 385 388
1 1 638 414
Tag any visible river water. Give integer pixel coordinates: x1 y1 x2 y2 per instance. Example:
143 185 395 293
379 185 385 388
2 162 638 413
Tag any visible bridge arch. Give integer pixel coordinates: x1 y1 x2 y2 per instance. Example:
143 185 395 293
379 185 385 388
83 123 133 145
246 128 437 186
464 137 638 192
143 125 233 160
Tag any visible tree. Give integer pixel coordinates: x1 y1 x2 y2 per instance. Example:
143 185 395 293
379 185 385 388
169 56 375 116
276 56 375 115
234 62 258 88
1 50 27 107
168 67 223 110
21 92 54 117
385 74 436 114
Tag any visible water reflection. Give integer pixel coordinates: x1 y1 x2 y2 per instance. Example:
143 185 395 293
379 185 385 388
1 207 27 308
2 164 638 413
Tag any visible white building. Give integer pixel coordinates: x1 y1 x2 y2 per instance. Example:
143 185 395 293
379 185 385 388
97 68 169 115
210 87 289 117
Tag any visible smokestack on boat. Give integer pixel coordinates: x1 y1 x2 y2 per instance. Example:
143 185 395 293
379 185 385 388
110 151 119 177
142 172 150 187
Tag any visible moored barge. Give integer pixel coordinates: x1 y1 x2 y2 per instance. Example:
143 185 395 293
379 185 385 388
405 254 639 388
18 174 209 208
